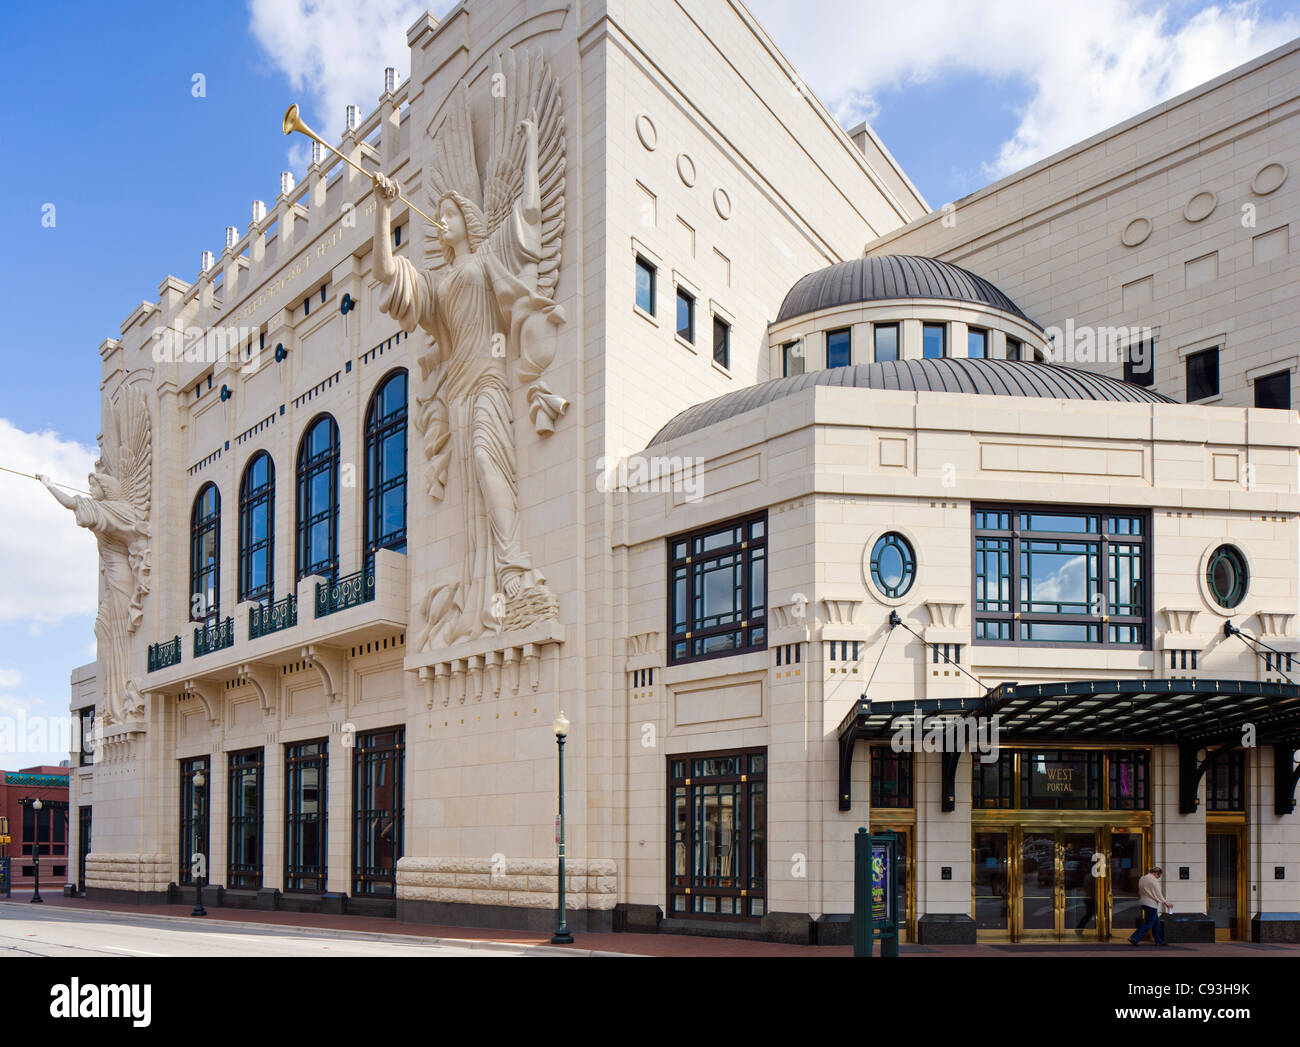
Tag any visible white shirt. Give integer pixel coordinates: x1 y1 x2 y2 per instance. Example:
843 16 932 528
1138 872 1169 910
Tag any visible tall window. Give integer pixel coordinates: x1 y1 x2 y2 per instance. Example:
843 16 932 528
922 323 947 359
285 740 327 892
669 750 766 917
1206 750 1246 811
1186 346 1219 401
228 748 263 889
826 328 852 368
968 327 988 358
669 513 767 664
871 747 913 808
973 506 1149 647
353 727 404 897
713 316 731 369
296 416 339 582
365 371 408 565
782 340 805 377
179 756 210 886
676 287 696 343
190 484 220 623
874 323 899 362
635 256 656 315
79 705 95 767
238 453 275 605
1123 339 1155 386
1005 337 1022 362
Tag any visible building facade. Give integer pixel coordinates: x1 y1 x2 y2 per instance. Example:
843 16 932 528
0 766 71 890
66 0 1300 944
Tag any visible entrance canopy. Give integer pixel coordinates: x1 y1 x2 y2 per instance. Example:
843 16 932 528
837 678 1300 815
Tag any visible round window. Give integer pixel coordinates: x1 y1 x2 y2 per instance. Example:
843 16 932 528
1206 545 1248 609
870 533 916 599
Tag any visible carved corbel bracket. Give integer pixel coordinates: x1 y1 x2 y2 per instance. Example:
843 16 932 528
301 644 346 704
237 664 279 718
182 680 221 727
819 598 861 628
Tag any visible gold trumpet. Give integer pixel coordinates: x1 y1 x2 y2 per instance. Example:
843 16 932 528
282 104 446 232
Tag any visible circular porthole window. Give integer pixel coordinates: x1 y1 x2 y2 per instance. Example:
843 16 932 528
870 533 916 599
1206 545 1249 609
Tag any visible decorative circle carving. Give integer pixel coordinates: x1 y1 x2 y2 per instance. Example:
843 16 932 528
676 153 696 187
713 186 732 221
1120 217 1151 247
1184 190 1217 223
635 113 657 151
1252 161 1287 195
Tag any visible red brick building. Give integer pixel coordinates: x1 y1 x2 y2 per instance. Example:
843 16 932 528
0 766 70 889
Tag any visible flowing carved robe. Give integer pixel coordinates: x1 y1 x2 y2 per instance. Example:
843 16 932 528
381 205 563 648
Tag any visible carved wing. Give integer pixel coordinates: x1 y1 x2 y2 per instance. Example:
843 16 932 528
482 47 566 299
423 81 481 277
115 389 152 529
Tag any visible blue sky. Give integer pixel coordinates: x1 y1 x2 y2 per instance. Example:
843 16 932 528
0 0 1297 765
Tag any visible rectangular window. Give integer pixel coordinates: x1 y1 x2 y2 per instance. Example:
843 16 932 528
826 327 852 368
1005 337 1022 362
353 727 404 897
1123 340 1155 386
870 747 913 808
1186 346 1219 401
669 512 767 664
873 323 899 362
179 756 210 886
973 750 1015 809
1254 370 1291 410
635 256 656 315
1021 750 1104 810
712 317 731 369
1205 750 1246 811
922 323 946 359
974 750 1149 810
782 340 805 377
676 288 695 343
228 748 263 889
79 706 95 767
285 740 327 892
1108 751 1150 811
967 327 988 359
668 750 766 918
973 505 1149 648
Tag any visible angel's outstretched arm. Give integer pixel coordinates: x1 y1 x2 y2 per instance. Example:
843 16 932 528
373 174 401 284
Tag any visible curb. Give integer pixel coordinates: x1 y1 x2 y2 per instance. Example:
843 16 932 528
0 900 638 958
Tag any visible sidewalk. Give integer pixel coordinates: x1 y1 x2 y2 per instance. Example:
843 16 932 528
6 896 1297 956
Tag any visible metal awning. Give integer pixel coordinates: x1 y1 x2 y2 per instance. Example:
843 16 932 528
837 679 1300 816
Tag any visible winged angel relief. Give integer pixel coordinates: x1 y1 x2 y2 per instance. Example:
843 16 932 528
41 389 152 723
372 48 567 651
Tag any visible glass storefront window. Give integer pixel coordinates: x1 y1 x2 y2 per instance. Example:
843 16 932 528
972 749 1150 811
870 747 914 808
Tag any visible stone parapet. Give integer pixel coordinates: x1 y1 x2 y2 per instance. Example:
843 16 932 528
396 856 617 911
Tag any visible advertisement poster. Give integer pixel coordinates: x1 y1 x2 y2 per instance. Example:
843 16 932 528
872 842 892 923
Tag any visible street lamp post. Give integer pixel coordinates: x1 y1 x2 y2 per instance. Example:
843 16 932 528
551 711 573 945
191 770 206 917
30 798 43 904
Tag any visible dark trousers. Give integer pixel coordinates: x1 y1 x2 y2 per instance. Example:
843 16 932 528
1130 904 1165 944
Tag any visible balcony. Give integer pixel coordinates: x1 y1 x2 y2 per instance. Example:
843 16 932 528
194 617 235 658
148 635 182 673
139 549 408 700
316 568 376 618
249 594 297 639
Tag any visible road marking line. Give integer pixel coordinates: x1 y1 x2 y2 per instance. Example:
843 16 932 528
100 946 169 956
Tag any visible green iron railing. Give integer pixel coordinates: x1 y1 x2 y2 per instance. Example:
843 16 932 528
148 635 183 673
193 617 235 658
315 568 376 618
250 594 297 639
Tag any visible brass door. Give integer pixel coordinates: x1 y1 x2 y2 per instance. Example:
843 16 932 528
873 824 914 943
973 830 1012 939
1018 829 1101 940
1207 827 1246 942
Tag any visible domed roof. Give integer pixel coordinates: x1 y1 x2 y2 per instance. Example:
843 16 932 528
648 358 1175 447
776 254 1037 326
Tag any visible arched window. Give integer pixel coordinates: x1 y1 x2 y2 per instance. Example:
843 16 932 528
239 452 275 606
296 415 340 582
365 370 408 566
190 484 220 623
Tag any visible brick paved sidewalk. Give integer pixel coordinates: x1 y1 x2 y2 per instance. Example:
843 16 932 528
6 896 1297 956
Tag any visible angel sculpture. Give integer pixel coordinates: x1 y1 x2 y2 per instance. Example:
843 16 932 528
40 388 152 723
373 47 567 651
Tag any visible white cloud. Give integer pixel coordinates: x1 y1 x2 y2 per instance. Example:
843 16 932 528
748 0 1299 181
0 670 20 689
0 420 98 626
247 0 458 174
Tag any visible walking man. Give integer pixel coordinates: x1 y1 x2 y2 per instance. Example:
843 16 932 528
1129 865 1172 946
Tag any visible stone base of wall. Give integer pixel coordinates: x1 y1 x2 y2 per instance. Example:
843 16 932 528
1252 912 1300 943
398 897 614 933
917 912 977 944
84 853 170 901
396 856 617 912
